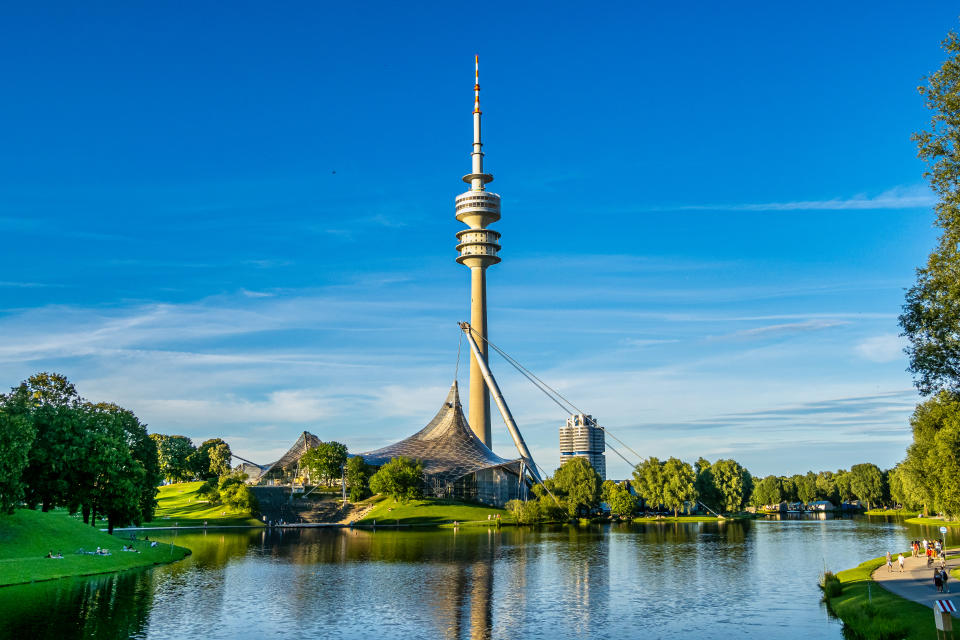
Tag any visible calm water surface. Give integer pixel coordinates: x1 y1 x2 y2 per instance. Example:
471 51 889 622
0 516 950 639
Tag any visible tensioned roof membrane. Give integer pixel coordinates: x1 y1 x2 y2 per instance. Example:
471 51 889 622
360 382 521 484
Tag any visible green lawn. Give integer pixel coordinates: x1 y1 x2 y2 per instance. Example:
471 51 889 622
866 508 921 517
137 481 264 528
905 516 960 527
354 496 512 527
0 509 190 587
825 552 938 640
632 515 720 523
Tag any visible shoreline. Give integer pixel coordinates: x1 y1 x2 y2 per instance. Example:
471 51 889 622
822 551 944 640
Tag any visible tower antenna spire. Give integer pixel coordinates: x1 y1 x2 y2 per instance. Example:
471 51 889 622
474 55 481 114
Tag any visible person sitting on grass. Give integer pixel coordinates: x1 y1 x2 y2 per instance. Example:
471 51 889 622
45 551 53 558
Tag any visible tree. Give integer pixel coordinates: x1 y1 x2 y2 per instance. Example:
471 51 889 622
606 483 638 518
506 499 542 524
0 407 35 514
300 441 349 486
218 472 259 517
632 457 665 512
11 374 86 512
900 29 960 395
662 457 697 518
694 458 722 512
85 403 160 527
712 459 753 513
848 463 885 510
187 438 232 480
369 457 424 503
209 443 232 478
815 471 840 505
795 471 818 505
152 435 196 483
553 457 602 517
751 475 782 508
898 392 960 515
835 470 855 503
346 455 371 502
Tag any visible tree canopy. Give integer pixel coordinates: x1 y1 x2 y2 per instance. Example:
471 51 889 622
901 29 960 395
369 456 424 503
300 441 348 486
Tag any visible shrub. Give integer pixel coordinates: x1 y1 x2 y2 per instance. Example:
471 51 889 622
196 480 219 503
820 571 842 598
506 499 542 524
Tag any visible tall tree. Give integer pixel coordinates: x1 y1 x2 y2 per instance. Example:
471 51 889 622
848 463 885 510
553 457 602 517
345 455 371 502
152 435 196 483
300 441 349 486
662 457 697 518
751 475 783 507
188 438 232 480
87 403 160 525
694 457 722 512
901 29 960 395
0 405 35 514
712 459 753 513
632 457 665 512
795 472 819 504
13 374 86 511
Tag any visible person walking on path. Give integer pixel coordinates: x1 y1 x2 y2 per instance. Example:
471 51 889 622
942 567 950 593
898 553 905 572
886 551 893 572
935 569 944 593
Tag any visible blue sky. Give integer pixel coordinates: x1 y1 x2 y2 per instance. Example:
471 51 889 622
0 2 954 479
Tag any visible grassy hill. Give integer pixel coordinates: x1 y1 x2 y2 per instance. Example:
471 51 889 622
0 509 190 587
138 481 264 528
353 496 512 527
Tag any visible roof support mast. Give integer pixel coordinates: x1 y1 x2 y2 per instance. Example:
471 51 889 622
459 321 542 483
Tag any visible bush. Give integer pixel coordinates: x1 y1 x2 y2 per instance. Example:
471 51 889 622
369 457 424 503
820 571 842 598
196 480 219 503
506 499 542 524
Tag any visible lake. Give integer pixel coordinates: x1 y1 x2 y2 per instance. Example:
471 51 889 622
0 516 950 639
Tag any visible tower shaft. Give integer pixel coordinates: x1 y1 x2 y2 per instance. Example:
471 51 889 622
469 266 491 445
455 56 501 448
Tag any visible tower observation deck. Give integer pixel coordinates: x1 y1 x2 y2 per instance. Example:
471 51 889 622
456 56 500 447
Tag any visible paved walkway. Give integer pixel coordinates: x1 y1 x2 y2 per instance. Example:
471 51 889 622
873 549 958 614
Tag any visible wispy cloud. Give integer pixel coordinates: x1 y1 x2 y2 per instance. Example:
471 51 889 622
713 319 849 341
0 281 62 288
672 185 935 212
855 334 906 363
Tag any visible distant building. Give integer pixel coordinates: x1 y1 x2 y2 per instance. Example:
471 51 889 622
559 413 606 480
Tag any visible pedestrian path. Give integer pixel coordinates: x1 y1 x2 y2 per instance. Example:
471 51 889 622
872 549 957 614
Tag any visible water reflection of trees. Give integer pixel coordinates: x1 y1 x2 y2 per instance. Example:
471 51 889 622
0 570 154 640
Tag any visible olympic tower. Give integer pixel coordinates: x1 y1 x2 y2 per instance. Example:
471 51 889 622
455 56 501 448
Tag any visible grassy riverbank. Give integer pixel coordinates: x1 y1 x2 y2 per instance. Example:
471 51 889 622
905 516 960 527
866 508 920 517
823 553 936 640
0 509 190 587
354 496 512 527
136 481 264 529
632 515 721 523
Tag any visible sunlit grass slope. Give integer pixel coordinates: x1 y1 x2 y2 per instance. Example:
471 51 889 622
826 553 937 640
0 509 189 586
354 496 511 527
139 481 263 528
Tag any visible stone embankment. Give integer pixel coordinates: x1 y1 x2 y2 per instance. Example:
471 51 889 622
250 487 359 525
